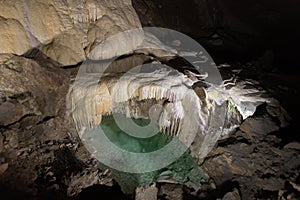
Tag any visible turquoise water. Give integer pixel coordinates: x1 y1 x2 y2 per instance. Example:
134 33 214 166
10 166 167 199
95 114 208 193
101 115 172 153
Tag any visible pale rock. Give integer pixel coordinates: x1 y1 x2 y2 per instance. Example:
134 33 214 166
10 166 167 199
0 17 33 55
136 184 158 200
67 64 246 161
86 28 178 60
67 66 199 139
87 28 144 60
209 80 270 119
41 27 87 66
67 50 273 162
82 54 150 74
0 0 142 65
134 31 178 58
222 188 241 200
67 56 277 161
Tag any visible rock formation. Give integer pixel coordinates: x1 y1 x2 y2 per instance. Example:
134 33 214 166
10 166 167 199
67 58 277 163
0 0 142 66
0 0 297 199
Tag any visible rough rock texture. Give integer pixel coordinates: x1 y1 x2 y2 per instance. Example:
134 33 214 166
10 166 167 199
0 1 299 199
155 114 299 200
0 54 68 118
201 109 300 200
0 52 115 199
0 53 69 196
0 0 142 66
135 184 158 200
0 54 298 199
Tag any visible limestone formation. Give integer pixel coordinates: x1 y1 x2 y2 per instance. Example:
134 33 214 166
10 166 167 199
67 60 273 161
0 0 142 66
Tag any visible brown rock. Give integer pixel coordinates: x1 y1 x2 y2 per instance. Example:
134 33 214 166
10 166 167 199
284 142 300 151
0 101 24 126
0 163 8 175
158 184 183 200
239 117 279 136
0 134 4 152
0 56 69 118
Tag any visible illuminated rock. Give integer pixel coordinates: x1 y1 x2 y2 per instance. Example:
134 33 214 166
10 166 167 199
0 0 142 65
67 60 272 162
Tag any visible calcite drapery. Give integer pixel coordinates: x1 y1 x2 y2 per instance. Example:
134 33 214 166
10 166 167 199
67 59 271 161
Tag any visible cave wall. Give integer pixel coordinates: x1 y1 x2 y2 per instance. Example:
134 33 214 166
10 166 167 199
0 0 142 66
133 0 300 69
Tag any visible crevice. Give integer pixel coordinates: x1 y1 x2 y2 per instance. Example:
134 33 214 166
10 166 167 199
37 116 56 125
0 113 37 128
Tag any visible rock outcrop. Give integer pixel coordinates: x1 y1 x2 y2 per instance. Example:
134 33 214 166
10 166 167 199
0 54 69 119
0 0 142 66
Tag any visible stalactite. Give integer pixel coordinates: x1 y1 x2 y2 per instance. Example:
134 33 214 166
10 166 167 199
67 62 273 162
68 67 201 140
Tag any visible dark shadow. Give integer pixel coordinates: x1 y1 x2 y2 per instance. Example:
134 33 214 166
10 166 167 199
0 185 34 200
73 184 132 200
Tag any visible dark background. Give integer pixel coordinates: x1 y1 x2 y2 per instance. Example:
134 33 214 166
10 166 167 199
133 0 300 72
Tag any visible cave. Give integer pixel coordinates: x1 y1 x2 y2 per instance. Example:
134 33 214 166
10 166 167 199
0 0 299 200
